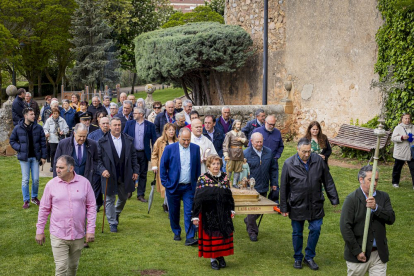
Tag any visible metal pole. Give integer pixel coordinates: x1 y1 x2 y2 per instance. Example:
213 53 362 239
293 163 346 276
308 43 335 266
361 121 386 252
12 63 16 86
262 0 268 105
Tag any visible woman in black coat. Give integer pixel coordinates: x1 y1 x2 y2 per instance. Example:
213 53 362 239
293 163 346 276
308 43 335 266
305 121 332 164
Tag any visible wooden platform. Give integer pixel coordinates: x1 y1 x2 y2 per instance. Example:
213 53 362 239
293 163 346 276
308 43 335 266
234 195 278 215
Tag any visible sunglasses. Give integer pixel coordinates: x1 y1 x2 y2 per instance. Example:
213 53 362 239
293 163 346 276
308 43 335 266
154 106 161 109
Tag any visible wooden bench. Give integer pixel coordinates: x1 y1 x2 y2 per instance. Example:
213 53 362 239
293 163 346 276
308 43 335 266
329 124 391 164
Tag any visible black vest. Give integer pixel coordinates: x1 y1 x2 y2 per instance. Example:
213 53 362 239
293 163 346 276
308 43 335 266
109 134 126 183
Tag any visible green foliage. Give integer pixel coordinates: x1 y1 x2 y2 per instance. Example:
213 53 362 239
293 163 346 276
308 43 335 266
133 87 184 104
69 0 119 89
0 23 18 61
135 22 253 105
206 0 225 16
376 0 414 129
162 6 224 28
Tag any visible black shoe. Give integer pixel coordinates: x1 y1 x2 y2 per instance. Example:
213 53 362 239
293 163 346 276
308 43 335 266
137 196 148 203
294 260 303 269
174 234 181 241
185 238 198 246
211 260 220 270
116 214 119 224
249 234 258 242
163 204 169 213
127 192 132 199
216 257 226 268
110 224 118 233
304 258 319 270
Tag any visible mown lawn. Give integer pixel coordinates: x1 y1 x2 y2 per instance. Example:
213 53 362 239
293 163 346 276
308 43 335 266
132 88 184 104
0 142 413 275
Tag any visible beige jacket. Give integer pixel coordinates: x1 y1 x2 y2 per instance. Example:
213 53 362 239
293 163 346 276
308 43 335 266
391 123 414 161
151 137 172 198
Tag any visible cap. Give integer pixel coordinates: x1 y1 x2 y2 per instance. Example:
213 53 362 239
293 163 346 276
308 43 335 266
79 113 92 120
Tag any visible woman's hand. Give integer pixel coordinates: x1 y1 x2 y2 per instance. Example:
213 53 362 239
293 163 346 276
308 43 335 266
319 154 325 160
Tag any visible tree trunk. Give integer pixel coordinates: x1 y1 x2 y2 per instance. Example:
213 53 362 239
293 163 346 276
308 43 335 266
44 69 57 98
0 68 4 101
28 80 35 94
37 73 42 97
181 78 193 103
131 72 136 94
199 71 212 105
213 71 225 105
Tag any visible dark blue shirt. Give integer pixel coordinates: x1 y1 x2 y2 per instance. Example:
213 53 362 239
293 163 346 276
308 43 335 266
251 126 284 159
297 153 311 172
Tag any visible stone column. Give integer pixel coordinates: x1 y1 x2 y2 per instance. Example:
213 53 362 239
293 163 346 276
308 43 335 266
0 85 18 155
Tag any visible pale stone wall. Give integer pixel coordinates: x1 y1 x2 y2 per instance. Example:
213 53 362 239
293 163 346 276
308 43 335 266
217 0 383 138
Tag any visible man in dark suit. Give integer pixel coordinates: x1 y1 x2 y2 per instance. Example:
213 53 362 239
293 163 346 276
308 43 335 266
12 88 27 126
79 113 98 134
114 100 133 131
160 128 201 246
215 106 233 135
242 109 266 140
98 117 139 233
154 100 176 138
203 115 224 158
243 132 278 242
340 165 395 275
124 107 157 202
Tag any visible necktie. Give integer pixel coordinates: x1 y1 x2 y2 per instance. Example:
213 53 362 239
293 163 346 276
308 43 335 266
77 144 82 164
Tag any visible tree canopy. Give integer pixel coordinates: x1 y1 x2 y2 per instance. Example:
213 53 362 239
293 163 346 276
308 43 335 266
135 22 253 105
162 6 224 29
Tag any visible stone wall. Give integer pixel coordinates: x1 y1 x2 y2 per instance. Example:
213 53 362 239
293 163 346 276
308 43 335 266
214 0 383 138
0 86 17 156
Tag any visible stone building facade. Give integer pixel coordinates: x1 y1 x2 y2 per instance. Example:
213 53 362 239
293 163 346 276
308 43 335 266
209 0 383 137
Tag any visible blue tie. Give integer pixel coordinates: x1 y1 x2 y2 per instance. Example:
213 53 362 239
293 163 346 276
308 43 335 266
77 145 82 164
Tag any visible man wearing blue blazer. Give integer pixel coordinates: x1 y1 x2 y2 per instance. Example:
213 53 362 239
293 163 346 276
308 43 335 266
160 128 201 246
124 107 157 202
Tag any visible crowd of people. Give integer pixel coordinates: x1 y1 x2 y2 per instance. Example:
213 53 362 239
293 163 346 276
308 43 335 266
9 88 398 275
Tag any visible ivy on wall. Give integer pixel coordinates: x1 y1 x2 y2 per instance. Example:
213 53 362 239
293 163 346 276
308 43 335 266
376 0 414 128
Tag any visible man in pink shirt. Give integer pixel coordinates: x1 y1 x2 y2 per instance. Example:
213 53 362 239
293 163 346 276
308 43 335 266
36 155 96 276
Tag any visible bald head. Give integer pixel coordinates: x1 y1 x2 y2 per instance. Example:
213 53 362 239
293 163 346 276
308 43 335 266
179 128 191 148
251 132 263 151
192 119 203 137
265 115 276 132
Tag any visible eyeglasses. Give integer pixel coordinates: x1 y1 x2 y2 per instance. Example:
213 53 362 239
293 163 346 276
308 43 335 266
154 106 161 109
267 123 275 127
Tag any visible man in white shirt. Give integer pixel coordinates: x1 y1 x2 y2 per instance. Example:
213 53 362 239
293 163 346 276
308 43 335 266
190 119 217 174
182 99 193 124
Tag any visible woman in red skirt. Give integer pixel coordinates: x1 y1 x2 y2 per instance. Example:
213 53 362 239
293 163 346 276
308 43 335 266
192 155 235 270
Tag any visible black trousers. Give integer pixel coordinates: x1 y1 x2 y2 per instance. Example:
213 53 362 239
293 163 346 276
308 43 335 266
49 143 58 168
136 150 149 197
392 158 414 185
92 173 103 207
244 191 268 236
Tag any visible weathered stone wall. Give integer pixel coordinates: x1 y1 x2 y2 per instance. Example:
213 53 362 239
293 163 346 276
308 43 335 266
0 100 16 155
215 0 383 138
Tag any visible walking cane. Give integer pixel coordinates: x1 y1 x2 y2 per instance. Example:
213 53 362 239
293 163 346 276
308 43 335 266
257 214 264 228
102 178 109 233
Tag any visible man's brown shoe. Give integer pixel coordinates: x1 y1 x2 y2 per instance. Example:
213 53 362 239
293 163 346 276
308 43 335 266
137 196 148 203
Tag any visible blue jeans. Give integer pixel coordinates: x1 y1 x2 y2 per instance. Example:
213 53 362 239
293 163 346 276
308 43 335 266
221 156 226 172
291 218 323 261
166 184 195 240
19 157 40 202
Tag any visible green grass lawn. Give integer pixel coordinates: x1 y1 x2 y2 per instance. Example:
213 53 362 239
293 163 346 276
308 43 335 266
132 88 184 104
1 142 413 275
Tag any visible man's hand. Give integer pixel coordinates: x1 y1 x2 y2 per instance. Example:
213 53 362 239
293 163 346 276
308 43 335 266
102 170 110 178
85 233 95 243
224 156 230 161
357 252 366 262
132 173 138 181
403 135 409 140
282 212 289 217
40 158 46 166
272 186 278 191
45 133 50 138
319 154 326 160
366 196 376 210
36 234 45 245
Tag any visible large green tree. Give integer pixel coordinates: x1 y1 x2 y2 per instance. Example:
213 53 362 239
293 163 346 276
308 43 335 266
162 6 224 29
69 0 119 90
376 0 414 128
135 22 253 105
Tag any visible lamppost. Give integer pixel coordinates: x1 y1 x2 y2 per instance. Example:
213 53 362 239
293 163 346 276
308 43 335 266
11 42 26 86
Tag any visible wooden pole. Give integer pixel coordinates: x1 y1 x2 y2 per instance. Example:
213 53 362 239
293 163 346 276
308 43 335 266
102 178 109 233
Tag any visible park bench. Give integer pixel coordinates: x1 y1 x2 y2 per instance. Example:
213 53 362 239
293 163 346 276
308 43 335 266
329 124 391 164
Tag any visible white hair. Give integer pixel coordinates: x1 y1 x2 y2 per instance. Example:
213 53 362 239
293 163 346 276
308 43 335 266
25 92 31 97
222 106 230 112
175 112 185 121
136 98 146 108
183 99 192 107
110 102 118 108
92 96 101 102
74 123 88 133
50 100 59 108
165 101 174 107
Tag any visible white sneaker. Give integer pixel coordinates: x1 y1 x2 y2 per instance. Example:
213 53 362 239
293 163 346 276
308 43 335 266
392 184 399 188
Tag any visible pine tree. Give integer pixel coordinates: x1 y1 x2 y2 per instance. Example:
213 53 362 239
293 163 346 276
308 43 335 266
69 0 119 90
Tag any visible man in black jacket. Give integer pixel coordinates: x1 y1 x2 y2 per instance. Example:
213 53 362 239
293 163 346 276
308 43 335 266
99 117 139 233
12 88 27 126
280 138 339 271
203 115 224 158
154 101 176 138
340 165 395 275
10 107 47 209
53 123 102 210
87 96 108 123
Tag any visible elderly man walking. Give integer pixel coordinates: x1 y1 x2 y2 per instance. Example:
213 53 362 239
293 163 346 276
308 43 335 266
87 96 108 121
243 132 278 242
340 165 395 276
124 107 157 202
25 92 40 121
36 155 96 276
155 100 176 138
280 138 339 271
160 128 201 246
190 119 217 174
12 88 27 126
242 109 265 140
10 107 47 209
98 117 139 232
114 100 133 131
182 99 193 124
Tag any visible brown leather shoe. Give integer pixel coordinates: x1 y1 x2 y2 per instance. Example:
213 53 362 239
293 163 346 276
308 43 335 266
137 196 148 203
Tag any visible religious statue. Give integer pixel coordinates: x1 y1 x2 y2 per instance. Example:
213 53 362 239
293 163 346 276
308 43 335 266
249 178 256 191
223 119 248 188
239 177 248 189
